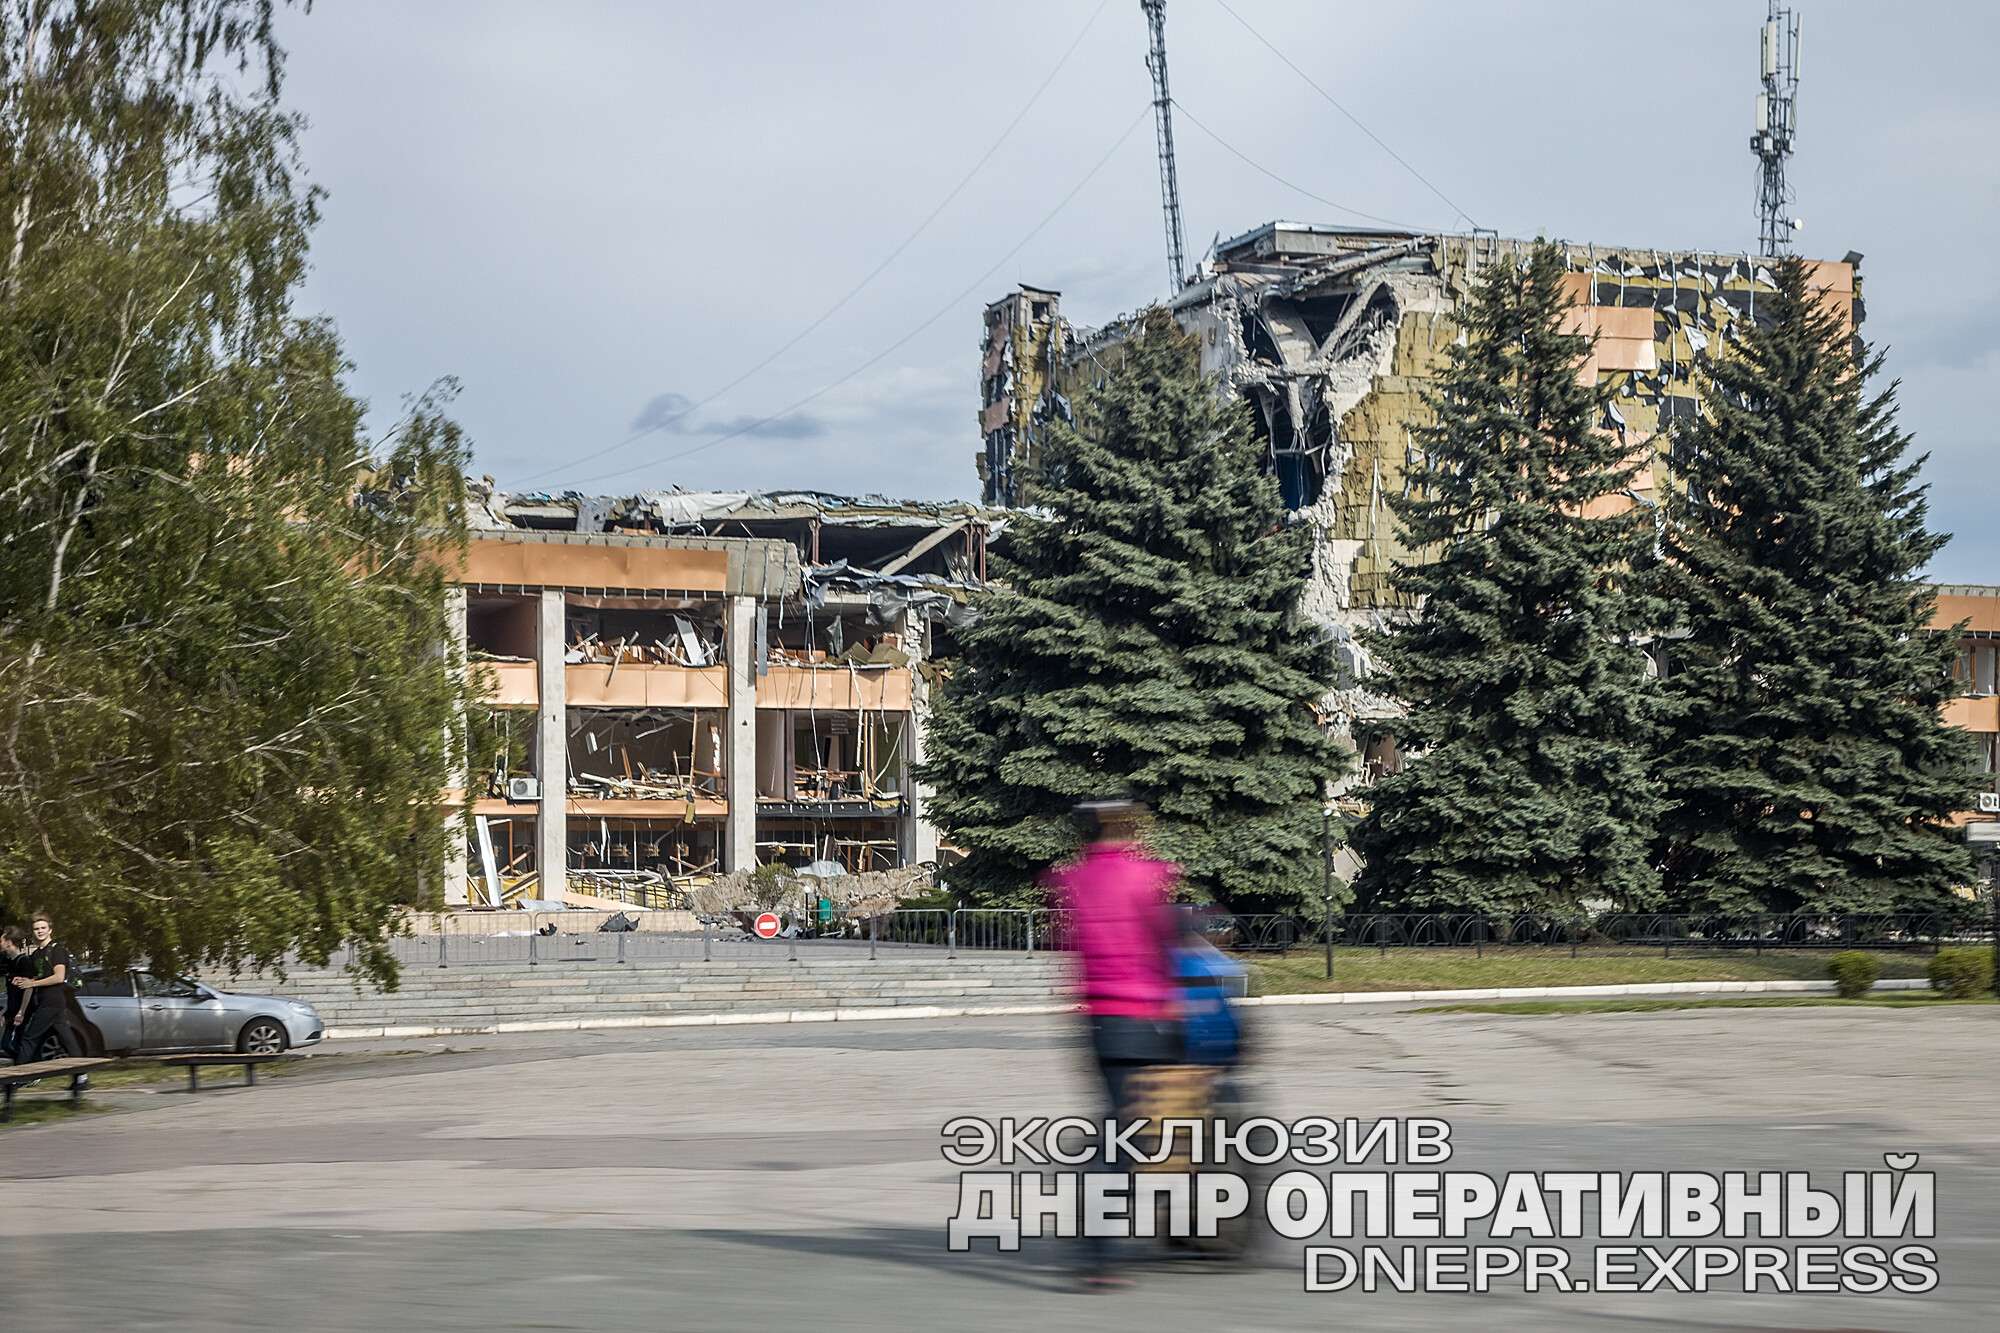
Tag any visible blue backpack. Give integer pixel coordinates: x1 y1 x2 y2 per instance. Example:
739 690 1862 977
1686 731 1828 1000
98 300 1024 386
1174 942 1244 1066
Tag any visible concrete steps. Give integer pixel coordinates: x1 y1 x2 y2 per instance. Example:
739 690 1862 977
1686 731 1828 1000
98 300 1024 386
203 957 1073 1037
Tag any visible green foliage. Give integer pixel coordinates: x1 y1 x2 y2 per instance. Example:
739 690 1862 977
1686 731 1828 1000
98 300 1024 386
922 310 1343 912
1826 950 1881 998
1351 243 1664 914
466 706 537 798
0 3 468 985
1654 258 1976 914
1927 947 1994 1000
746 863 797 910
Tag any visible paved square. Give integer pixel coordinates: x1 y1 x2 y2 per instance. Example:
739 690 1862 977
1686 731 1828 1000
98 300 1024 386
2 1004 1995 1330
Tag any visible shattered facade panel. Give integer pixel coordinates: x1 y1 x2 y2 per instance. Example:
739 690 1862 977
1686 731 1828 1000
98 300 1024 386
447 483 1000 904
982 222 1863 790
977 285 1071 507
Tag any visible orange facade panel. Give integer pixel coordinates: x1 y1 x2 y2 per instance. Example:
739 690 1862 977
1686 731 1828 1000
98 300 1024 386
1803 260 1855 295
566 664 729 709
1934 594 2000 635
1943 696 2000 734
979 400 1010 435
755 666 912 712
1560 301 1658 379
1590 306 1656 341
458 539 729 592
470 798 539 816
1593 337 1658 373
474 661 539 707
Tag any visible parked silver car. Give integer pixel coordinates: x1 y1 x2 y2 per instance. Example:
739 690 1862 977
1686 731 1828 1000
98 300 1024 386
52 969 324 1060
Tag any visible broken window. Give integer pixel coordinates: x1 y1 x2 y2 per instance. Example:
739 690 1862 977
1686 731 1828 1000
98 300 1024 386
1957 641 1999 696
568 708 725 800
789 712 904 804
466 594 537 662
467 814 537 906
466 707 538 799
568 817 720 902
1359 730 1404 786
757 818 901 874
564 602 723 667
767 613 907 667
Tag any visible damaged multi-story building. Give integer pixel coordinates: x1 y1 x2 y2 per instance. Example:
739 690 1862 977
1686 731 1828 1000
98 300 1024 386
979 222 1861 787
442 484 992 906
1944 585 2000 844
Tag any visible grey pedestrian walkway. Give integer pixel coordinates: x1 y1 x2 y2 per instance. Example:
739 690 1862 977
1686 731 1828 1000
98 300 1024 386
2 1006 1995 1330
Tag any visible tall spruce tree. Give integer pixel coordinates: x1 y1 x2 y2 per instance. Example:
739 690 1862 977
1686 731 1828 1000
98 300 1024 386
922 311 1341 912
1351 243 1663 914
1654 258 1975 914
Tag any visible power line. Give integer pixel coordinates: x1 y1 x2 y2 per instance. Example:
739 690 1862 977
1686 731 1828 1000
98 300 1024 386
1171 98 1429 233
517 0 1115 488
568 103 1154 489
1210 0 1477 230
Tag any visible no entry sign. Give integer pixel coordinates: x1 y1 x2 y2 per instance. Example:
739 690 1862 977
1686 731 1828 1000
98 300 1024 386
753 912 782 939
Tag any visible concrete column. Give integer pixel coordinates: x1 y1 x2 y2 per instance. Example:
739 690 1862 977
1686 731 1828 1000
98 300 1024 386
536 589 568 903
904 612 940 867
442 587 470 906
725 595 758 874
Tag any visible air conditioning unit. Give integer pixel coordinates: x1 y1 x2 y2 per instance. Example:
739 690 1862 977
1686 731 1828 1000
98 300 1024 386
507 777 541 803
1978 791 2000 815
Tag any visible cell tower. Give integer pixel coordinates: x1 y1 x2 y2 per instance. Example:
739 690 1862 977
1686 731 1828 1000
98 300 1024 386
1140 0 1188 292
1751 0 1802 256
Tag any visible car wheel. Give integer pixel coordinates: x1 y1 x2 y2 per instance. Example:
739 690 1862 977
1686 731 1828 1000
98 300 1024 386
34 1031 67 1062
237 1018 289 1055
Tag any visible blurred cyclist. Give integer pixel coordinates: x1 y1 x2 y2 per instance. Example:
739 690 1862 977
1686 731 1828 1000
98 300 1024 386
1046 799 1181 1289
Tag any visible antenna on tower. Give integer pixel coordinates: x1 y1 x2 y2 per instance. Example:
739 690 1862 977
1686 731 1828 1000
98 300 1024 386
1140 0 1188 292
1752 0 1802 257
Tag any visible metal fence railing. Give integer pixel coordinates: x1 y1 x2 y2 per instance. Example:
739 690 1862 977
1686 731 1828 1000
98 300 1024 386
295 908 1992 973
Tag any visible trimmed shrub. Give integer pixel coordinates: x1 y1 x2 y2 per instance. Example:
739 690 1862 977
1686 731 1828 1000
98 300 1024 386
1928 947 1995 1000
1827 951 1881 999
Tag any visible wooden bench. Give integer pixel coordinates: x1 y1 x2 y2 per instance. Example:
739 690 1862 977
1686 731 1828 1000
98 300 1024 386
150 1052 286 1092
0 1057 112 1122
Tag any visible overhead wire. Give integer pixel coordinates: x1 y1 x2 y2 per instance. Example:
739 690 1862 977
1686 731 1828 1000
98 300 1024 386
519 0 1115 488
1210 0 1478 230
1170 98 1429 233
569 103 1154 488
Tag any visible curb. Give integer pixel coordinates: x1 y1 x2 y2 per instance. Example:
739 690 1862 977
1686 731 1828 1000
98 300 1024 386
325 1002 1078 1040
321 978 1931 1040
1239 977 1931 1008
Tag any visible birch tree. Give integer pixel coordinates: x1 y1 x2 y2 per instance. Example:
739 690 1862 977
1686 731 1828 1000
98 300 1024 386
0 1 468 983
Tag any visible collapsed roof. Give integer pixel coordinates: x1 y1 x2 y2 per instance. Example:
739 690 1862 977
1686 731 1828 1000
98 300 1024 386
467 479 996 627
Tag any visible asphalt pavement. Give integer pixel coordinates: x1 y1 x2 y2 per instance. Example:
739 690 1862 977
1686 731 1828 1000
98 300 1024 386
2 1004 1996 1331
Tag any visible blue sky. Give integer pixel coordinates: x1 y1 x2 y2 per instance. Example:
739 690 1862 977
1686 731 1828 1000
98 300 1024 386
284 1 1997 581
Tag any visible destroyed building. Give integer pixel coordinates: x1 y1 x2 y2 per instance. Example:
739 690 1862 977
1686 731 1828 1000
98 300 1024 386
979 223 1862 786
445 484 994 907
1944 585 2000 840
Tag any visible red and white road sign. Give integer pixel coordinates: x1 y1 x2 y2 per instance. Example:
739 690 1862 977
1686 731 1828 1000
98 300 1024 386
753 912 782 939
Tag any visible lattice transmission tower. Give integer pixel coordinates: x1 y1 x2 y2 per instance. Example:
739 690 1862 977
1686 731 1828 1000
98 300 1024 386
1140 0 1188 292
1752 1 1803 256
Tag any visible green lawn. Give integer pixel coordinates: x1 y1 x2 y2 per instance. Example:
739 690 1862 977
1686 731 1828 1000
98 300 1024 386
1245 946 1933 995
1414 994 1993 1016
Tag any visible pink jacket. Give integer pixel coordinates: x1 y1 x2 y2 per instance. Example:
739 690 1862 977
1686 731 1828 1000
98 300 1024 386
1049 841 1177 1020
